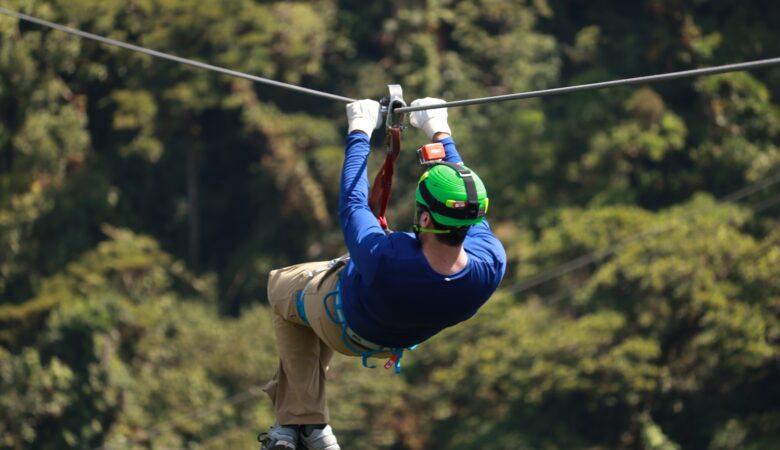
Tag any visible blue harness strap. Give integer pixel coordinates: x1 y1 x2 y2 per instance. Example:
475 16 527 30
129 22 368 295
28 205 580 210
296 254 350 328
295 290 310 326
321 281 418 374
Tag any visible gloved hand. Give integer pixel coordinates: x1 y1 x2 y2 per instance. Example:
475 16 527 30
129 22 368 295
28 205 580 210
346 99 382 136
409 97 451 140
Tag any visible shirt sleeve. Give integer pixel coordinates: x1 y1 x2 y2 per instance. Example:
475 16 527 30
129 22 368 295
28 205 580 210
437 136 464 164
466 219 507 284
338 132 391 283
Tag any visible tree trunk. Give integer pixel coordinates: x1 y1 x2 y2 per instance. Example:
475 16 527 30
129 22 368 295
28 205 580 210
187 146 200 270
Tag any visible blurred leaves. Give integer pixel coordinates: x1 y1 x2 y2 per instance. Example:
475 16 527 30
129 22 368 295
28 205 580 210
0 0 778 449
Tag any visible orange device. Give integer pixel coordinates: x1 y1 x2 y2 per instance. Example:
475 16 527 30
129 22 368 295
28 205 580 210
417 143 446 164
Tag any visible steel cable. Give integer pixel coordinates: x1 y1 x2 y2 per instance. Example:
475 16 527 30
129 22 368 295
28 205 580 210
396 57 780 113
4 8 779 111
0 7 356 103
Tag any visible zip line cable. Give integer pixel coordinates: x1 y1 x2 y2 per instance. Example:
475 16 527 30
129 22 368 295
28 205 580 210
502 171 780 296
3 8 780 112
396 57 780 113
0 7 356 103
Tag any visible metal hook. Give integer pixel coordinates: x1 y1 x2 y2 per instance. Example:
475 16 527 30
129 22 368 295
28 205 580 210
380 84 406 130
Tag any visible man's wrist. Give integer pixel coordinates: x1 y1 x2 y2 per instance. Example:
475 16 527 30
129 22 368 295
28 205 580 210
433 132 451 141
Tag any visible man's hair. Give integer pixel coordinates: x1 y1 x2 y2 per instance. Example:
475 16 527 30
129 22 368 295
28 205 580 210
416 206 470 247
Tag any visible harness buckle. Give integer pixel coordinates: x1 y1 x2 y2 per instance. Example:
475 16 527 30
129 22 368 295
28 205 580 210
384 354 400 370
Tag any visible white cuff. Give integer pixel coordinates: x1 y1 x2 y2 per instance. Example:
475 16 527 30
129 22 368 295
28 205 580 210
422 119 452 140
349 118 378 136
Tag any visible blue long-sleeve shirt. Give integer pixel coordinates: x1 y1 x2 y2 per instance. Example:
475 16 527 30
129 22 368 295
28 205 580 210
338 132 506 348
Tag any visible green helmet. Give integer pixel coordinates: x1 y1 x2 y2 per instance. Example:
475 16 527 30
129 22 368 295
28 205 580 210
415 162 489 227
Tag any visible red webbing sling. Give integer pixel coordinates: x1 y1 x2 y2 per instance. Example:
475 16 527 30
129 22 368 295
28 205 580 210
368 126 402 230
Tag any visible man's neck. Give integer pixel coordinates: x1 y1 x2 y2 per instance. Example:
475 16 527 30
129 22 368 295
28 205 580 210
419 233 468 276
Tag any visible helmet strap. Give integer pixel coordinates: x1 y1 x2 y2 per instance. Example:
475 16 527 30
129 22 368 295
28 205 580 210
412 225 451 234
413 205 452 235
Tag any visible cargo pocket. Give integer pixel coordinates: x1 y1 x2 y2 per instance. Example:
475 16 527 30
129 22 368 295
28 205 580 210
267 266 310 320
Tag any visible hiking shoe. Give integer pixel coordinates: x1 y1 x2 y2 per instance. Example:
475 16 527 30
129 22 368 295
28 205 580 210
261 423 299 450
300 424 340 450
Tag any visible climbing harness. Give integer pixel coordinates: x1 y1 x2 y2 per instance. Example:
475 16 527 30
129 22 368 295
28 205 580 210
293 255 417 374
321 279 417 374
368 85 407 231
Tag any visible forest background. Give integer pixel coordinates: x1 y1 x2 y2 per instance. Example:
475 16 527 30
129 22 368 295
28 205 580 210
1 1 778 449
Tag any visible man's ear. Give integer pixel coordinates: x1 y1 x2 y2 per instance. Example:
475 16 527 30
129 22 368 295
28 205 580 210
420 210 432 227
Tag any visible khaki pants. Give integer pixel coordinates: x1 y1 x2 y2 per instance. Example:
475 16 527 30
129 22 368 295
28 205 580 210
262 260 386 425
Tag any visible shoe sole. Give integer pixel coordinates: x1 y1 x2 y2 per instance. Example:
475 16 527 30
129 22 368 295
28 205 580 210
269 443 298 450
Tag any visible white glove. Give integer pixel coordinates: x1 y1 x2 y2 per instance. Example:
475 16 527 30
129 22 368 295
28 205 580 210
346 99 382 136
409 97 451 140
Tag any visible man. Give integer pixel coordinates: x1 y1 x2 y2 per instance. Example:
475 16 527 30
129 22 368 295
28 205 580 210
261 98 506 450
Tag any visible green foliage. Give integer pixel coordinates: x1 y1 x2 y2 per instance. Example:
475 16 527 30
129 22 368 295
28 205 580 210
694 73 780 184
0 0 778 449
582 88 688 205
0 348 74 449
